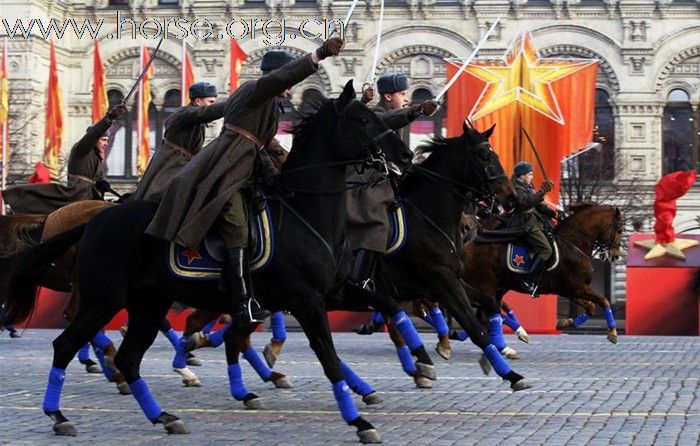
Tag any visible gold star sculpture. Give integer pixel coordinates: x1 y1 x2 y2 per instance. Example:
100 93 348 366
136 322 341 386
634 238 699 260
447 31 597 124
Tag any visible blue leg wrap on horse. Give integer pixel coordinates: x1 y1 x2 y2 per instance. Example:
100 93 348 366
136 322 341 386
429 307 449 338
488 314 507 351
483 344 512 377
171 337 187 369
371 311 385 326
340 361 374 397
396 345 417 375
332 380 360 423
227 363 249 400
78 343 91 361
202 319 216 334
507 309 522 326
164 329 180 350
242 346 272 381
392 311 423 351
92 347 114 380
454 330 468 342
271 311 287 342
92 332 112 350
42 367 65 412
572 312 591 328
130 378 163 422
208 324 230 348
502 313 521 331
604 307 616 329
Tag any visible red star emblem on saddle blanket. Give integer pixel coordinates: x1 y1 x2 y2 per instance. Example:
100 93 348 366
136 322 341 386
513 254 525 266
182 249 202 265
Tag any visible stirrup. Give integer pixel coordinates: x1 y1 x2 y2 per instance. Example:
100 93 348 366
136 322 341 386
242 297 270 324
356 278 375 292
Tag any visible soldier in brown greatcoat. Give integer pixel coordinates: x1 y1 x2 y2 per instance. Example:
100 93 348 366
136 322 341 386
345 73 438 289
146 37 344 324
1 105 127 214
132 82 225 203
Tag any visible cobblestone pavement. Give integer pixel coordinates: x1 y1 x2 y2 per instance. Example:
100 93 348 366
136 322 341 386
1 330 698 446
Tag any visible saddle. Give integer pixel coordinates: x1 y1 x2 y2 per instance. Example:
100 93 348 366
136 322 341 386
506 236 560 274
167 203 274 280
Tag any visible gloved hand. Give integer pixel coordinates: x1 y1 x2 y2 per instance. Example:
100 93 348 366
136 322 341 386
361 85 374 104
540 180 554 194
316 37 344 60
95 179 112 194
419 100 439 116
107 104 128 120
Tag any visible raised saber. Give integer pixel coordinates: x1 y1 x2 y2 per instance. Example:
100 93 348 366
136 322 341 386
329 0 361 38
435 16 501 103
521 126 549 182
365 0 385 86
122 37 163 106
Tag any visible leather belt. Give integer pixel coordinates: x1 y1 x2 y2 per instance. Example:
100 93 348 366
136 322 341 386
225 123 264 150
70 174 95 185
162 139 193 159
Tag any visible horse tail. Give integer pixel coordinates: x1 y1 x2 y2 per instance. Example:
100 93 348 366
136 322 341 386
0 215 45 257
1 224 86 325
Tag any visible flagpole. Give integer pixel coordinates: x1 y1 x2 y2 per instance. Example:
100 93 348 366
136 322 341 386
138 43 143 174
1 38 7 214
181 38 186 106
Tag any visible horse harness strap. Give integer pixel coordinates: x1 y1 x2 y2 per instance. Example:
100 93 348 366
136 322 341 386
274 198 338 271
402 198 459 255
225 123 264 150
70 174 95 185
162 139 193 160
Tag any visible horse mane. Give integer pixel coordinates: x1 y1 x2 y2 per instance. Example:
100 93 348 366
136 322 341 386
0 215 45 258
413 135 464 166
290 98 333 146
565 201 600 214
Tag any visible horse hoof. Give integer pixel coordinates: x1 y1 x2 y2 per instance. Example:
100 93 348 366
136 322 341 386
607 332 618 344
185 332 210 353
362 392 383 405
478 355 492 376
263 344 278 368
53 421 77 436
501 347 520 359
414 376 433 389
514 327 530 344
119 326 127 337
272 375 293 389
357 428 382 444
9 331 21 338
511 379 533 392
556 318 573 330
186 357 203 367
435 343 451 361
85 364 103 374
164 419 189 434
116 382 131 395
414 362 436 381
244 397 263 410
174 368 201 387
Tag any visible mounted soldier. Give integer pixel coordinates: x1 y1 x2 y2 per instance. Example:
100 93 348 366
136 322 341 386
346 72 438 290
132 82 225 203
508 161 560 296
1 104 127 214
145 37 345 324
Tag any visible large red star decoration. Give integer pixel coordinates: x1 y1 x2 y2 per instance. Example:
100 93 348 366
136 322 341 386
513 255 525 266
460 31 596 125
182 249 202 265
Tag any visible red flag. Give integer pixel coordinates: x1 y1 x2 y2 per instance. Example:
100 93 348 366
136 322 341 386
137 44 154 176
1 38 9 182
92 39 108 124
181 40 195 106
229 39 247 93
28 162 51 184
43 40 64 180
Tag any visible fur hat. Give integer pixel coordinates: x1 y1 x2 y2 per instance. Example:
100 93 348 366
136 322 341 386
513 161 534 177
377 73 409 95
260 51 294 72
188 82 218 99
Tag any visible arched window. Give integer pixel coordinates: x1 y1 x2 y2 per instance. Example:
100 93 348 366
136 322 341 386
408 88 444 151
580 88 615 180
105 89 181 180
662 88 697 174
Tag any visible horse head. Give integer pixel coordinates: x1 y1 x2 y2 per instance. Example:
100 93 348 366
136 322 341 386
562 203 624 261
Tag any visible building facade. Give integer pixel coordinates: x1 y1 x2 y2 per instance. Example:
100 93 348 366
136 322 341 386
1 0 699 308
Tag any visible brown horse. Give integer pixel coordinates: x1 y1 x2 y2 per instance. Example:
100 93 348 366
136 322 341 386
462 202 624 355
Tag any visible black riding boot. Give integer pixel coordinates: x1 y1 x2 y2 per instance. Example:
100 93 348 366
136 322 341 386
224 248 270 324
349 249 382 290
522 256 547 297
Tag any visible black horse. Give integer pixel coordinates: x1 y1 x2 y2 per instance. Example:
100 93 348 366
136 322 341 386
381 123 532 390
3 81 417 443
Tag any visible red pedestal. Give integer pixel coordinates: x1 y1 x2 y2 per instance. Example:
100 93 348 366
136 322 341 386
501 291 558 334
327 311 384 332
626 233 700 336
17 288 70 329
